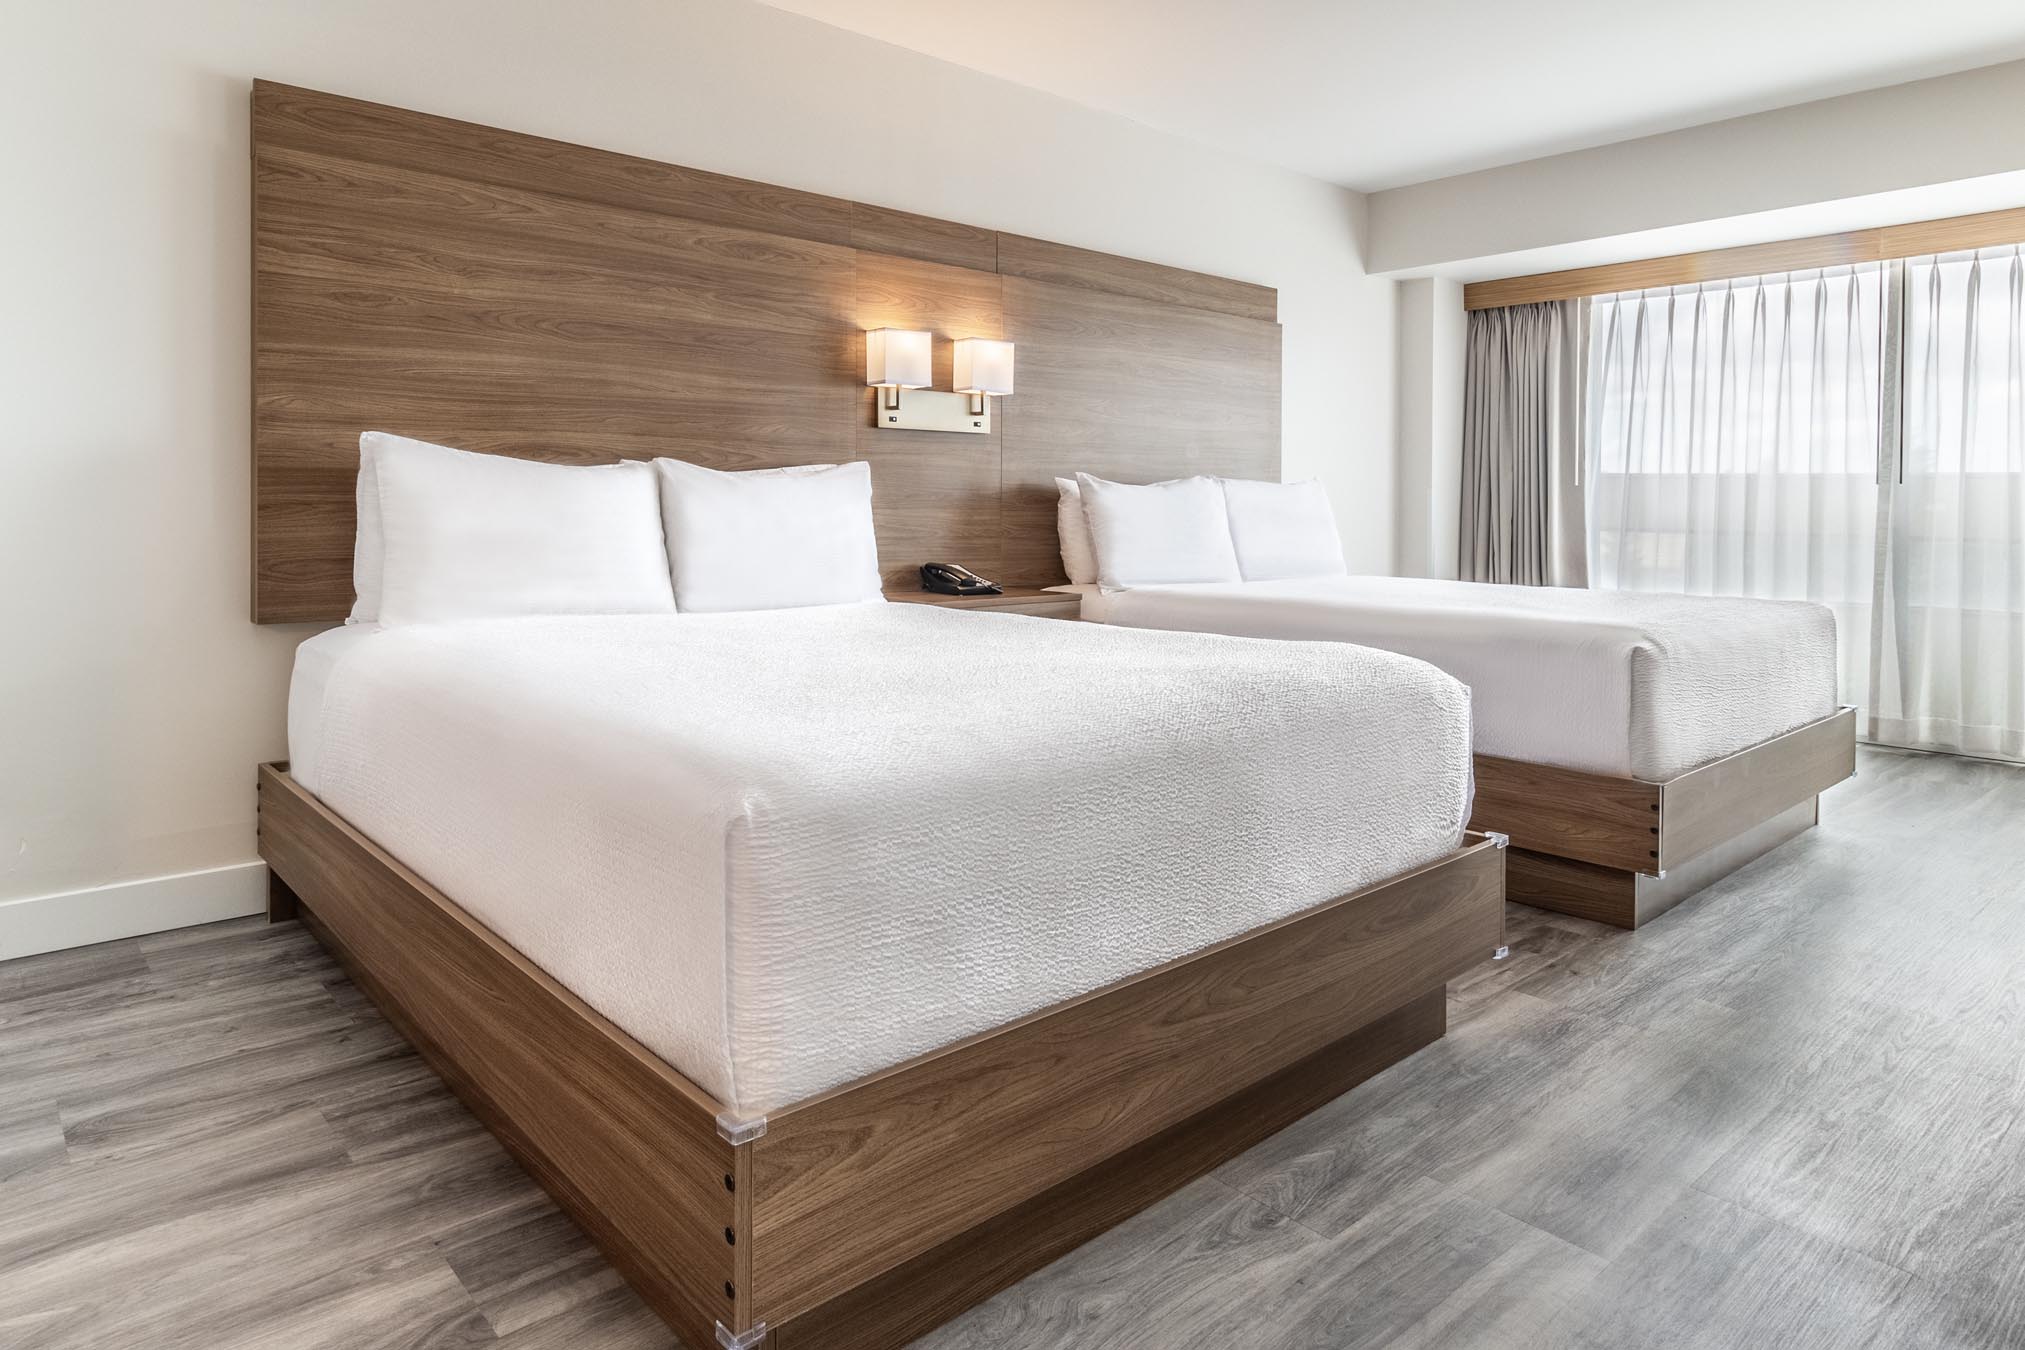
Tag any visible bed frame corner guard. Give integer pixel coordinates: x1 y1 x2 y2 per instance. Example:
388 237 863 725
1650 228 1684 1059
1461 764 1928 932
256 763 1506 1350
1470 705 1857 930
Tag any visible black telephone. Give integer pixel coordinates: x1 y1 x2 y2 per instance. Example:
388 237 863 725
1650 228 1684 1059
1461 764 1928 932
920 562 1003 596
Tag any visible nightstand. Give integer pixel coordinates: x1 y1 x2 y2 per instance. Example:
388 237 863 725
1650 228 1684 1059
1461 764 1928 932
886 587 1083 620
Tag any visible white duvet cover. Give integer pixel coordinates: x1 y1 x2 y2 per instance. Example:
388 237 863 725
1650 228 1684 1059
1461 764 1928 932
1079 576 1838 780
290 605 1471 1114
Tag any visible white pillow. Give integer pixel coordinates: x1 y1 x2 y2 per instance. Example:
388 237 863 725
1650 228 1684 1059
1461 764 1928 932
655 458 883 612
370 433 676 625
1220 478 1348 581
1074 473 1241 590
349 435 386 623
1054 477 1098 585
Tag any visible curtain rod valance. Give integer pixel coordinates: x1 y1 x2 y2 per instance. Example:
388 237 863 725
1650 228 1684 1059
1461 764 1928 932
1462 204 2025 312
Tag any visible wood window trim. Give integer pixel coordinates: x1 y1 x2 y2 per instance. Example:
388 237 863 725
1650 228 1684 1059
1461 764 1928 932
1461 204 2025 311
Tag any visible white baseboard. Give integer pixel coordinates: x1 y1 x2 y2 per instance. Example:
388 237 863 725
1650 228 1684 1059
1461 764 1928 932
0 861 269 962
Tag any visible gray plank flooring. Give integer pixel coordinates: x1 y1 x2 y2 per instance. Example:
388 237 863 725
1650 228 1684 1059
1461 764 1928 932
1 747 2020 1349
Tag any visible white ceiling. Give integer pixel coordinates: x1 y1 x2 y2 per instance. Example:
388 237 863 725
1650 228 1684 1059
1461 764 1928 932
757 0 2025 191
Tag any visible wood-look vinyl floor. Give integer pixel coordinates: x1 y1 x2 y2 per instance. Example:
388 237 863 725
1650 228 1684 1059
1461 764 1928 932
1 747 2019 1349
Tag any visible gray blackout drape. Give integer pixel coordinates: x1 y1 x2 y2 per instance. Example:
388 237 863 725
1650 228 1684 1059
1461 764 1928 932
1460 298 1587 586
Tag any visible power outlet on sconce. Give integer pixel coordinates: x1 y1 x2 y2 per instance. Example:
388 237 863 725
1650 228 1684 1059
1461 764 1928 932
876 390 992 434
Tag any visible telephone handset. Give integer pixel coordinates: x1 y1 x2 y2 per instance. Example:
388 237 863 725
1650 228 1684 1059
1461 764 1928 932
920 562 1003 597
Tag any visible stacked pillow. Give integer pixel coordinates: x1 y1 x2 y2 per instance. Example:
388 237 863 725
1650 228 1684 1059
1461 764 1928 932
350 432 883 624
1059 471 1347 591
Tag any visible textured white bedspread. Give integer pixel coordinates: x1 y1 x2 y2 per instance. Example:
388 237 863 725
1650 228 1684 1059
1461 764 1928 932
1085 576 1838 779
291 606 1471 1114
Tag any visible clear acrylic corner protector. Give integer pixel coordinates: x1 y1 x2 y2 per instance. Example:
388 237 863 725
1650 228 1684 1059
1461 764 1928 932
716 1111 768 1145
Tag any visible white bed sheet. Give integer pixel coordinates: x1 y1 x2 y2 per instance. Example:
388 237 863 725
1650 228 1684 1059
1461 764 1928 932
1073 576 1838 780
288 606 1472 1114
287 624 385 793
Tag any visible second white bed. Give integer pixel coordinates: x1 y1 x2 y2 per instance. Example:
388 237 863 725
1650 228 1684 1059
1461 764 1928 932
1068 575 1839 780
289 603 1473 1115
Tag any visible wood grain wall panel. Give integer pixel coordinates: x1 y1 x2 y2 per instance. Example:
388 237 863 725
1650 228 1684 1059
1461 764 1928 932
850 203 1000 274
257 148 858 332
853 253 1006 351
254 80 858 249
252 82 1280 621
251 139 860 621
998 233 1277 322
852 253 1007 587
998 275 1281 586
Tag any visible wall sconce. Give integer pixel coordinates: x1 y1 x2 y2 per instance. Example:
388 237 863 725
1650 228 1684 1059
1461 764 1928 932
865 330 1014 435
954 338 1015 416
864 328 933 411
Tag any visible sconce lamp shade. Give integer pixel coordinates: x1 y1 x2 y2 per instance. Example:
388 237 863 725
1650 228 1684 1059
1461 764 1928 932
953 338 1016 396
865 328 932 388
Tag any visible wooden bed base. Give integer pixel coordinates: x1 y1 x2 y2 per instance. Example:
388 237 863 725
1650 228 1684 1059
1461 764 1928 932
1468 706 1857 929
257 765 1506 1350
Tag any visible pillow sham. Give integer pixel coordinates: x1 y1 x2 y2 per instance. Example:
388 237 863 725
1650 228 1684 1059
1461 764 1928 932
1074 472 1241 590
655 458 883 612
1220 477 1348 581
1054 476 1098 586
370 432 676 625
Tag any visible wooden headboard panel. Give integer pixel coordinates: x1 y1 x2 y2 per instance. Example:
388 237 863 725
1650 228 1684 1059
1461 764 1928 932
251 81 1280 623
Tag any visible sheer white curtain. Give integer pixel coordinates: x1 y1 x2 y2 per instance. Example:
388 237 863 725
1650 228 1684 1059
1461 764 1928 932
1586 266 1885 716
1877 249 2025 758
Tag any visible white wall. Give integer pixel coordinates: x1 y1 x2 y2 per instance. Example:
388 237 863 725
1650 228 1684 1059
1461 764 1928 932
1392 279 1466 579
0 0 1393 935
1369 57 2025 275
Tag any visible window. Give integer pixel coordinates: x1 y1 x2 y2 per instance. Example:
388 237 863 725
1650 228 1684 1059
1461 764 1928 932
1586 251 2025 760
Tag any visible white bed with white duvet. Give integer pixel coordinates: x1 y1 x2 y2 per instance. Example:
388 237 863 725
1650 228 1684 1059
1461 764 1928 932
255 426 1511 1350
1053 469 1855 929
288 601 1473 1115
1055 470 1840 781
1067 574 1838 781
